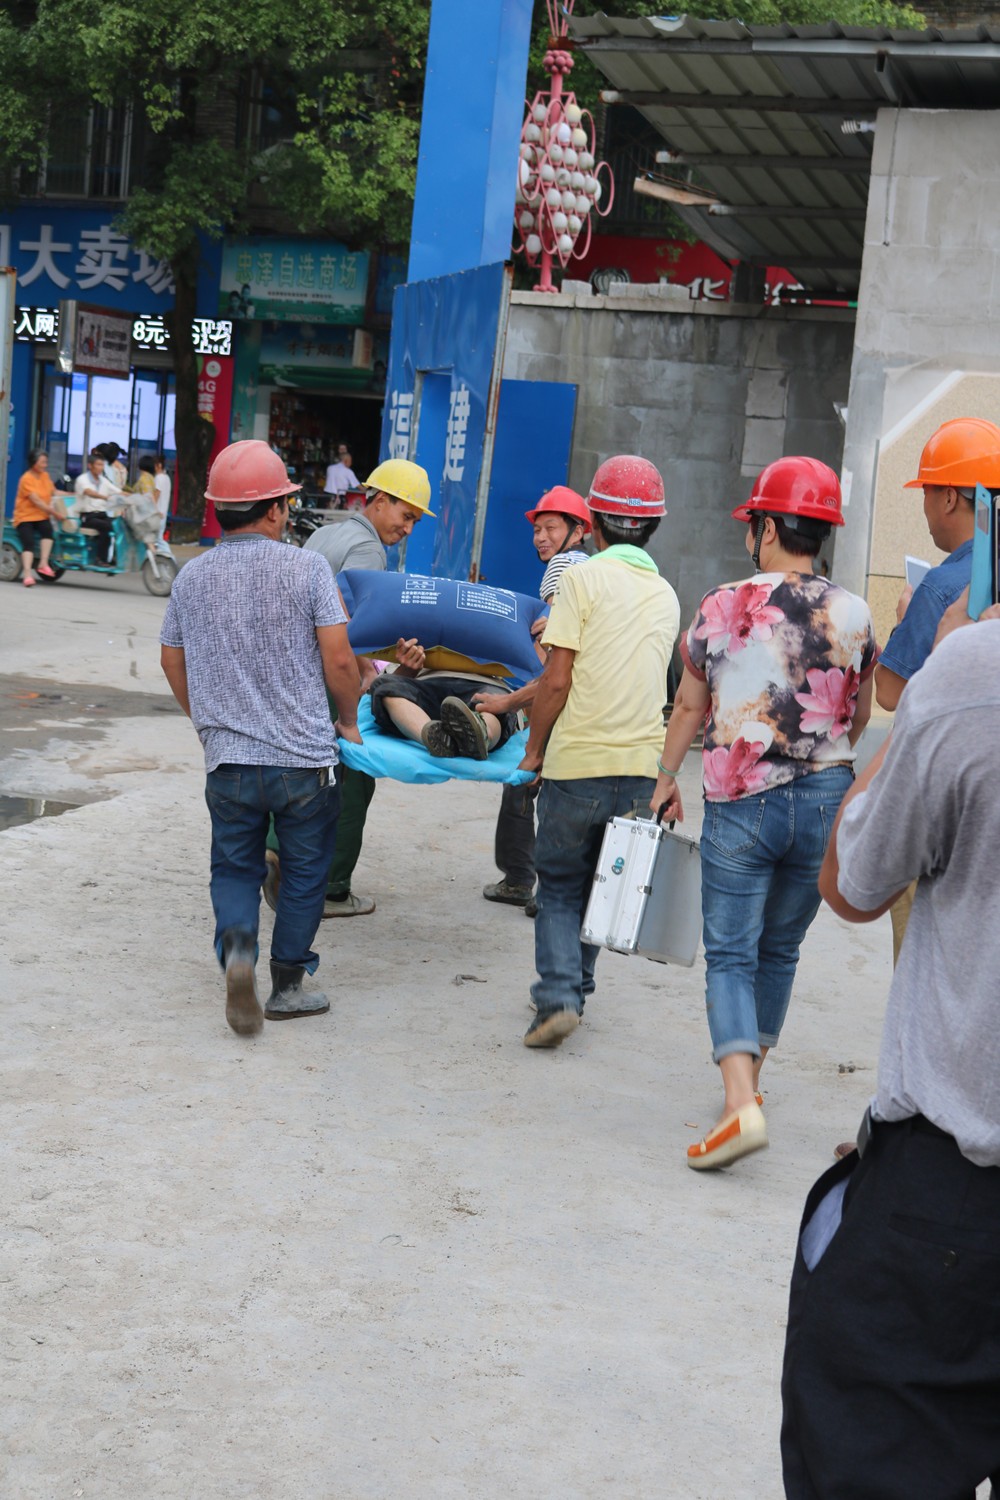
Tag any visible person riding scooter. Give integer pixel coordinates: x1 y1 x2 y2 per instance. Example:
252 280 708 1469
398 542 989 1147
74 451 126 565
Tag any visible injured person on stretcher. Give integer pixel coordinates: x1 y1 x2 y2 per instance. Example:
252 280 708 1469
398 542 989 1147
368 636 519 760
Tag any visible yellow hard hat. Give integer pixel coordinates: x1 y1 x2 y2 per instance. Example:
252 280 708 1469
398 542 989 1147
365 459 434 516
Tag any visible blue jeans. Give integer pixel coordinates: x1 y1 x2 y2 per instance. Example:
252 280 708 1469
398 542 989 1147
700 767 852 1061
532 775 655 1017
205 764 340 974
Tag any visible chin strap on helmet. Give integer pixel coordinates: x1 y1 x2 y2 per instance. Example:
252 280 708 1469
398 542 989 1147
752 514 768 573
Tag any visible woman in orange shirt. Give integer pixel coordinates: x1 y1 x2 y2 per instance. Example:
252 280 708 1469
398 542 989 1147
12 449 71 587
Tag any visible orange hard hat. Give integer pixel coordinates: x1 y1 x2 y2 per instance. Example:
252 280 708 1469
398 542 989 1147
205 440 301 505
904 417 1000 490
733 456 844 527
588 455 666 519
524 485 591 533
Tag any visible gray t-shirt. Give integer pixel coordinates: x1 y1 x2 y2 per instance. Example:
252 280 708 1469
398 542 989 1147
160 534 346 772
836 621 1000 1167
304 512 385 576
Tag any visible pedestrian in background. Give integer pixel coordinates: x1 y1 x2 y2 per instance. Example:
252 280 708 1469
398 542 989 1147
160 440 361 1036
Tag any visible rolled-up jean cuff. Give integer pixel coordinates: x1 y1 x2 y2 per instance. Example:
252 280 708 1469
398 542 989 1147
713 1037 762 1064
757 1029 779 1050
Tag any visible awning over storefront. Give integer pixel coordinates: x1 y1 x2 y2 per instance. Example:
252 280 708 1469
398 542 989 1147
570 13 1000 294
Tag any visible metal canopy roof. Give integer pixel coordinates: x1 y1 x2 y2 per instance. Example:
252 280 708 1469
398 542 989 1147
570 14 1000 293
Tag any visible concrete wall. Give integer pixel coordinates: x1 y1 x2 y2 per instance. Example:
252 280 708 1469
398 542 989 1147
505 289 855 631
838 109 1000 643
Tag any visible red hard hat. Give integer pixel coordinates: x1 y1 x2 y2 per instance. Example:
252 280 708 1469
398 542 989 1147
205 440 301 505
587 455 666 519
732 456 844 527
524 485 591 533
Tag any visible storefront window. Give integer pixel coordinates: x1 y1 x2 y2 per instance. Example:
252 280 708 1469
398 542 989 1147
39 364 175 478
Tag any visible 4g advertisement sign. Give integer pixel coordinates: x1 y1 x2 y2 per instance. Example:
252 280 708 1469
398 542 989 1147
196 352 235 540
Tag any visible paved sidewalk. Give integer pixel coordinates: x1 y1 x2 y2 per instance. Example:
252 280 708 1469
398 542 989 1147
0 575 896 1499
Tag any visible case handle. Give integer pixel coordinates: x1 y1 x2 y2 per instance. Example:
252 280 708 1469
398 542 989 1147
655 802 677 831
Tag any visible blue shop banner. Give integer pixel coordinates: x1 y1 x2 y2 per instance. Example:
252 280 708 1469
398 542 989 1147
381 261 512 581
0 207 220 315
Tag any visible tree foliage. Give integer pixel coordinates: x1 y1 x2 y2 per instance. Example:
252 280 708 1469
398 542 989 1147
0 0 430 527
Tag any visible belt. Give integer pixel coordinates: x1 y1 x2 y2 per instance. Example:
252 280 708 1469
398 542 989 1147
857 1106 952 1157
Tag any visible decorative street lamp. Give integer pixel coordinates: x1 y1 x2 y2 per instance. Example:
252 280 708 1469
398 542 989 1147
512 0 615 293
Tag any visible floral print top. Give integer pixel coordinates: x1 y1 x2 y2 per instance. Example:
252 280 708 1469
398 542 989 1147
681 571 879 802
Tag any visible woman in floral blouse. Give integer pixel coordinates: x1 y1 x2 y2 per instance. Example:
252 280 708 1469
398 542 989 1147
652 457 878 1171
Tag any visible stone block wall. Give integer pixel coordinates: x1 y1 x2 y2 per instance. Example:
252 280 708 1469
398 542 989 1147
505 292 855 632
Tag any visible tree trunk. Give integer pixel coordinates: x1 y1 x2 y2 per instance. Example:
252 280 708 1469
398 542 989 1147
167 240 215 539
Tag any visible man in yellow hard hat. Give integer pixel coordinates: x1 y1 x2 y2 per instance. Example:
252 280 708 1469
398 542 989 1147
264 459 433 918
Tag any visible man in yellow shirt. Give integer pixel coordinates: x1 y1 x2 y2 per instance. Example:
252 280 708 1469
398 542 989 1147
518 455 680 1047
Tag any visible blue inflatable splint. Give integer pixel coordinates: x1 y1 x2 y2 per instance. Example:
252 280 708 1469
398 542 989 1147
338 696 535 786
338 570 548 686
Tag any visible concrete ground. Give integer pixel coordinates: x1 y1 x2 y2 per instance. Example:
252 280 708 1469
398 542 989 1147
0 565 904 1498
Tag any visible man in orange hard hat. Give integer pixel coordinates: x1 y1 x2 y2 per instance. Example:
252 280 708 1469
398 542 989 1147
875 417 1000 712
874 416 1000 964
159 440 361 1037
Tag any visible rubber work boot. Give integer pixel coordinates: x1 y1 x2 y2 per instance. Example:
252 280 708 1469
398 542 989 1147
264 962 330 1021
222 928 263 1037
262 850 280 913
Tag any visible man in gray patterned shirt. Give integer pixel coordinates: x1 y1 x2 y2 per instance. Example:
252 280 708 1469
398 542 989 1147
160 441 361 1038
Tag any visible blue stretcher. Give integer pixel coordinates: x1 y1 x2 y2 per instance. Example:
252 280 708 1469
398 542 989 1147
337 697 535 786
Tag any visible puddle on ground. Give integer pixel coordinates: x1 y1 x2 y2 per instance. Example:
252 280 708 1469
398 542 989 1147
0 794 81 832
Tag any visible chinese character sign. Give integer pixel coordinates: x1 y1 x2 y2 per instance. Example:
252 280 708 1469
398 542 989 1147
1 211 178 305
380 262 511 581
219 238 370 325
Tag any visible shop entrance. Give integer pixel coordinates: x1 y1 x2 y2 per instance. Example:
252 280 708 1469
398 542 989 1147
267 390 384 499
38 364 175 481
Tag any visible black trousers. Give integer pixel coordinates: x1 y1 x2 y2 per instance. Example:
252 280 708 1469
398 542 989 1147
79 511 115 564
494 781 536 889
781 1115 1000 1499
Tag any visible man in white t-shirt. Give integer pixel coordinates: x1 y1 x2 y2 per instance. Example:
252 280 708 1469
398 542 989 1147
73 451 125 564
324 444 360 498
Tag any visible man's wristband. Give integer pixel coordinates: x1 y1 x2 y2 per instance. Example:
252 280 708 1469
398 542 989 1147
657 759 681 778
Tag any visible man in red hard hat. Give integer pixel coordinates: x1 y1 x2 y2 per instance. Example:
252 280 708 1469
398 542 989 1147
517 455 681 1048
476 484 591 909
159 440 362 1037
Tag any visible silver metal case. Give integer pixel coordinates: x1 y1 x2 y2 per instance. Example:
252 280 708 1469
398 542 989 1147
581 817 702 967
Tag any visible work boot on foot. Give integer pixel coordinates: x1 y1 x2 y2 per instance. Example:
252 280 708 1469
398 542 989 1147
264 961 330 1020
222 928 263 1037
483 879 533 907
322 891 376 917
262 850 280 913
524 1007 580 1049
420 720 457 758
440 696 490 760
